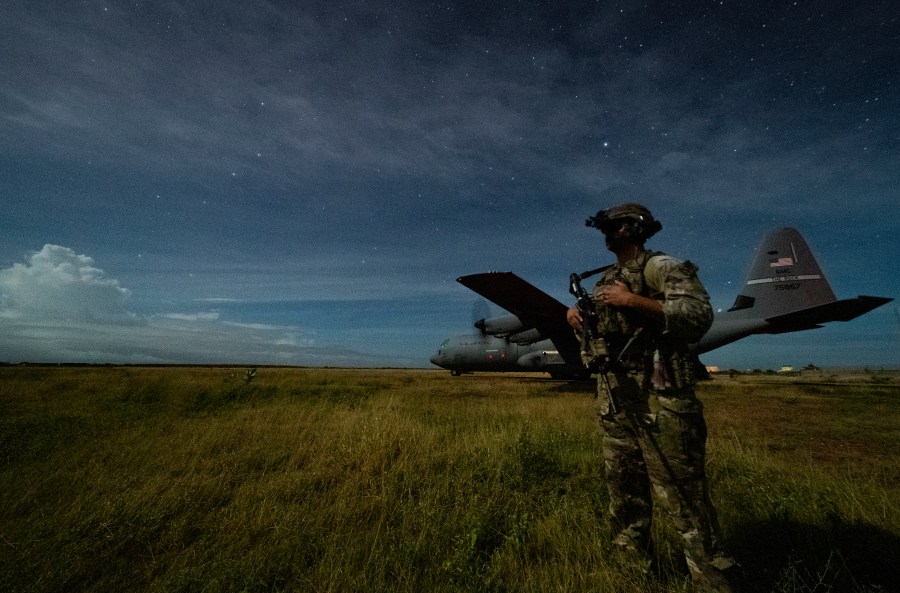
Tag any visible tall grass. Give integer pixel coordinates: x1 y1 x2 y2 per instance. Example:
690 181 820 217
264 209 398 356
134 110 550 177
0 368 897 592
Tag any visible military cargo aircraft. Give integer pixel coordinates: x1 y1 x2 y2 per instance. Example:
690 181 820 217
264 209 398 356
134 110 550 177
430 228 892 378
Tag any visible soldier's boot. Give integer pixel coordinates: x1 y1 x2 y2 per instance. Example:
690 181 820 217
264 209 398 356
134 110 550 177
685 554 739 593
689 564 734 593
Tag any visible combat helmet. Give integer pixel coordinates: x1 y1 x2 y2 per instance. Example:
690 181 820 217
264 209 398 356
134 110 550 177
586 202 663 240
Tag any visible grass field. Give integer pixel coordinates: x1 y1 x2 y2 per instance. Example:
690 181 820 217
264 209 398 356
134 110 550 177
1 367 897 593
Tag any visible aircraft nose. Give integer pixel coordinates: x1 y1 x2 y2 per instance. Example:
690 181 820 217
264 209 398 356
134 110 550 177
429 353 439 366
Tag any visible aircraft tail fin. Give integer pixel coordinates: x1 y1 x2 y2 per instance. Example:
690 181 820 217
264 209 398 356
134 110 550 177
728 227 835 318
728 227 892 328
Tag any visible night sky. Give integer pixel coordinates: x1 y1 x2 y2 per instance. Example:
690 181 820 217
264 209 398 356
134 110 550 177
1 1 897 369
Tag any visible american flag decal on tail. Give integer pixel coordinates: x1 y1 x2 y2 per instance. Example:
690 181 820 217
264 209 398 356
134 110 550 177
769 257 793 267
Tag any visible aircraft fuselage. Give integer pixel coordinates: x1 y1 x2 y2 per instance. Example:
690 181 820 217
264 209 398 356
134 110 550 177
430 335 584 377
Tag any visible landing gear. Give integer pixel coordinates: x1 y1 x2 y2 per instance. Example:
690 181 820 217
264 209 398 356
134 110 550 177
549 370 592 381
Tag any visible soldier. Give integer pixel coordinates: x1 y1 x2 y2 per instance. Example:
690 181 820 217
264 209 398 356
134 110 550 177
566 203 735 592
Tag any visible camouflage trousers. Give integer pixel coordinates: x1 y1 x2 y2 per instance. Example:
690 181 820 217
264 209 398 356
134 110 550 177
597 369 734 592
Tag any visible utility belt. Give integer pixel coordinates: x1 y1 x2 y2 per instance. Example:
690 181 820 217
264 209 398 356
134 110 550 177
580 332 698 391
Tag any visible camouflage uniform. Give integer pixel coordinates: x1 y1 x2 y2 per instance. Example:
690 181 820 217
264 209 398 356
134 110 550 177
587 251 733 592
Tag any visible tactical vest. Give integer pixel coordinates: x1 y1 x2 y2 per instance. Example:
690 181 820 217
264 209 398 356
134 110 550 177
584 251 698 389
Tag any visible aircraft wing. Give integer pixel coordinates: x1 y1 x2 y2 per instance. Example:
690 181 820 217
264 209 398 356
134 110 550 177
457 272 582 364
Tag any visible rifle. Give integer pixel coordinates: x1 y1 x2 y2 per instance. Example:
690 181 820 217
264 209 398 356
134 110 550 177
568 270 602 341
569 268 618 413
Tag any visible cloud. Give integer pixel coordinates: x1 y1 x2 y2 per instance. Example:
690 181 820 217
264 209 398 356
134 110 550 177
162 312 221 322
0 245 391 365
0 245 136 324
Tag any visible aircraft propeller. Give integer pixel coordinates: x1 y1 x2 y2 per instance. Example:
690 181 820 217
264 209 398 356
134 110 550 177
471 299 491 334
